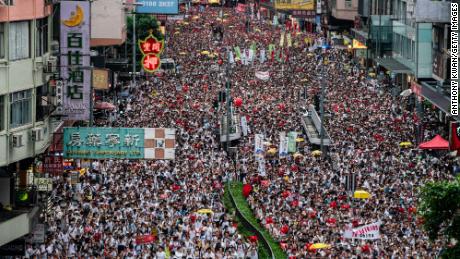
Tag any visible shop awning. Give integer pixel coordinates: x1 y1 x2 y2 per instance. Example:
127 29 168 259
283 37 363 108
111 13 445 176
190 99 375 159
419 135 449 150
375 57 413 74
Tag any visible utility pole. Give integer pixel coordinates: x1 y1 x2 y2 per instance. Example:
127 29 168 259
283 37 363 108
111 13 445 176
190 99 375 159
132 13 136 88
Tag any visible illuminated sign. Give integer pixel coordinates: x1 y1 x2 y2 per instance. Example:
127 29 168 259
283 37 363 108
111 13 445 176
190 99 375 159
64 127 176 160
274 0 314 10
139 34 164 73
352 39 367 49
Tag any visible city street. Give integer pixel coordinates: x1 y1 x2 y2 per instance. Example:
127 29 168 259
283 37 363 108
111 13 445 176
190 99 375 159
0 1 458 258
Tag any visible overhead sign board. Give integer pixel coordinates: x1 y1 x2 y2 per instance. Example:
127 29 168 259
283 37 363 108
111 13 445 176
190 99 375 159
137 0 179 14
275 0 314 10
64 127 175 160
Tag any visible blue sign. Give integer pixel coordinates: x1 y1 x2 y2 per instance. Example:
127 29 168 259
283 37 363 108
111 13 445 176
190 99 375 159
137 0 179 14
63 127 145 159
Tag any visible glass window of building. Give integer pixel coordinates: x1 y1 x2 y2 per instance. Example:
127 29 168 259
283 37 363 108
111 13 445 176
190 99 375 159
0 96 4 131
36 85 48 121
0 23 4 59
9 21 30 61
10 89 32 128
36 18 49 57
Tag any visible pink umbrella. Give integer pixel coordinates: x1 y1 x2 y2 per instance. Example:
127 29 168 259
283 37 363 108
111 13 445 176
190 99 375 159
94 102 116 111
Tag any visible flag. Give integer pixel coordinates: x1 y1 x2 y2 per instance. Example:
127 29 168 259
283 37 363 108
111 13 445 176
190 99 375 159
255 134 264 157
260 48 266 63
234 46 241 60
287 132 297 153
279 132 288 158
279 31 285 47
241 116 248 136
255 71 270 81
228 51 235 64
258 158 266 176
287 33 292 48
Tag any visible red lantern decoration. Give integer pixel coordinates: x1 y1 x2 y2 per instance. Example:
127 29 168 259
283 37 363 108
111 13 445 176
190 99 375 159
234 97 243 107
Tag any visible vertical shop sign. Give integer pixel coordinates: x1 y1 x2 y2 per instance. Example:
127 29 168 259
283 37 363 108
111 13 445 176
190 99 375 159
60 1 91 120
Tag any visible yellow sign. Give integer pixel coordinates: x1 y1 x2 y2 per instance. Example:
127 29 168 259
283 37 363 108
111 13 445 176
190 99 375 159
62 4 84 27
352 39 367 49
93 69 110 90
275 0 314 10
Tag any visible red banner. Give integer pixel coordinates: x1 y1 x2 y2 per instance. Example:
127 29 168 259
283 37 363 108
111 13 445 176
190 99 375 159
136 234 156 245
450 122 460 151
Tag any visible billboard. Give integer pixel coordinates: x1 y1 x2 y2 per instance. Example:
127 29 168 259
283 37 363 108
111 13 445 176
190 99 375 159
274 0 314 10
60 1 91 120
137 0 179 14
63 127 175 159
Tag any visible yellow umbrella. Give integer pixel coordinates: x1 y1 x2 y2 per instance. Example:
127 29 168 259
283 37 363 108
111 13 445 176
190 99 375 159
312 150 322 156
196 209 214 214
293 153 303 159
267 148 277 154
353 190 371 199
296 138 305 142
174 31 180 35
399 141 412 147
183 22 190 25
201 50 210 55
179 52 187 55
310 243 331 249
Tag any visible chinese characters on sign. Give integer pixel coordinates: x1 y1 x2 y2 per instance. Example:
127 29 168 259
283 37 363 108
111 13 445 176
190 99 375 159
60 1 91 120
139 35 164 73
64 127 145 159
63 128 176 160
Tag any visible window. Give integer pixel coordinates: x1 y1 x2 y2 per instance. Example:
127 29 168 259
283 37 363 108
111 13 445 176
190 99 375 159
36 18 49 57
0 23 4 59
36 85 48 121
10 89 32 128
345 0 352 8
0 96 4 131
9 21 30 61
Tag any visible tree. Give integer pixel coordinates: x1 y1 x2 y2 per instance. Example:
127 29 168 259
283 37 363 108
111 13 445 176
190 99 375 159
127 14 164 42
418 175 460 258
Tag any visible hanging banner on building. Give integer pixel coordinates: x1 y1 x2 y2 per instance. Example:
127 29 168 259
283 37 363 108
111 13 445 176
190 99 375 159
60 1 91 120
139 34 164 73
44 155 63 174
93 69 110 90
343 221 382 240
287 132 297 153
137 0 179 14
279 132 288 158
64 127 176 160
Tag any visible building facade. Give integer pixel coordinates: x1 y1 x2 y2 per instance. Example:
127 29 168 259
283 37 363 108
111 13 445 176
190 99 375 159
0 0 59 247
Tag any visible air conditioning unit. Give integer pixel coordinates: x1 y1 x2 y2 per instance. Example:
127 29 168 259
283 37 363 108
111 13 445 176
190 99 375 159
12 134 23 148
32 128 43 142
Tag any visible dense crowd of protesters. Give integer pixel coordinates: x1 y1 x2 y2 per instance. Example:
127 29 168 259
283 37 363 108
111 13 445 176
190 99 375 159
27 3 456 258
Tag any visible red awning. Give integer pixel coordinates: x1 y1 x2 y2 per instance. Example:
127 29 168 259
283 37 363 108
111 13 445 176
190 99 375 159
418 135 449 150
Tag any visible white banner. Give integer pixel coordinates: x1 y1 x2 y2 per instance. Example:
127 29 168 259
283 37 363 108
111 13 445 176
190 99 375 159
258 158 266 176
279 132 288 158
255 71 270 81
241 116 248 137
255 134 264 155
343 221 382 240
260 48 266 63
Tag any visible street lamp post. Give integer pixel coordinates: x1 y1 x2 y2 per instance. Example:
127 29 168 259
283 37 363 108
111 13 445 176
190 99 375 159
123 2 144 88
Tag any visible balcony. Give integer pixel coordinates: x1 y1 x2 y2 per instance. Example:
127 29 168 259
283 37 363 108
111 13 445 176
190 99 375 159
0 206 40 246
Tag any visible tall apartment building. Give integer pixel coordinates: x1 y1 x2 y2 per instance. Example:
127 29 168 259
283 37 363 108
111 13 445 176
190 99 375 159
0 0 59 247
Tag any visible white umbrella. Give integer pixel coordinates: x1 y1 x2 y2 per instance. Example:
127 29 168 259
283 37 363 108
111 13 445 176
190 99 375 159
400 89 413 97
